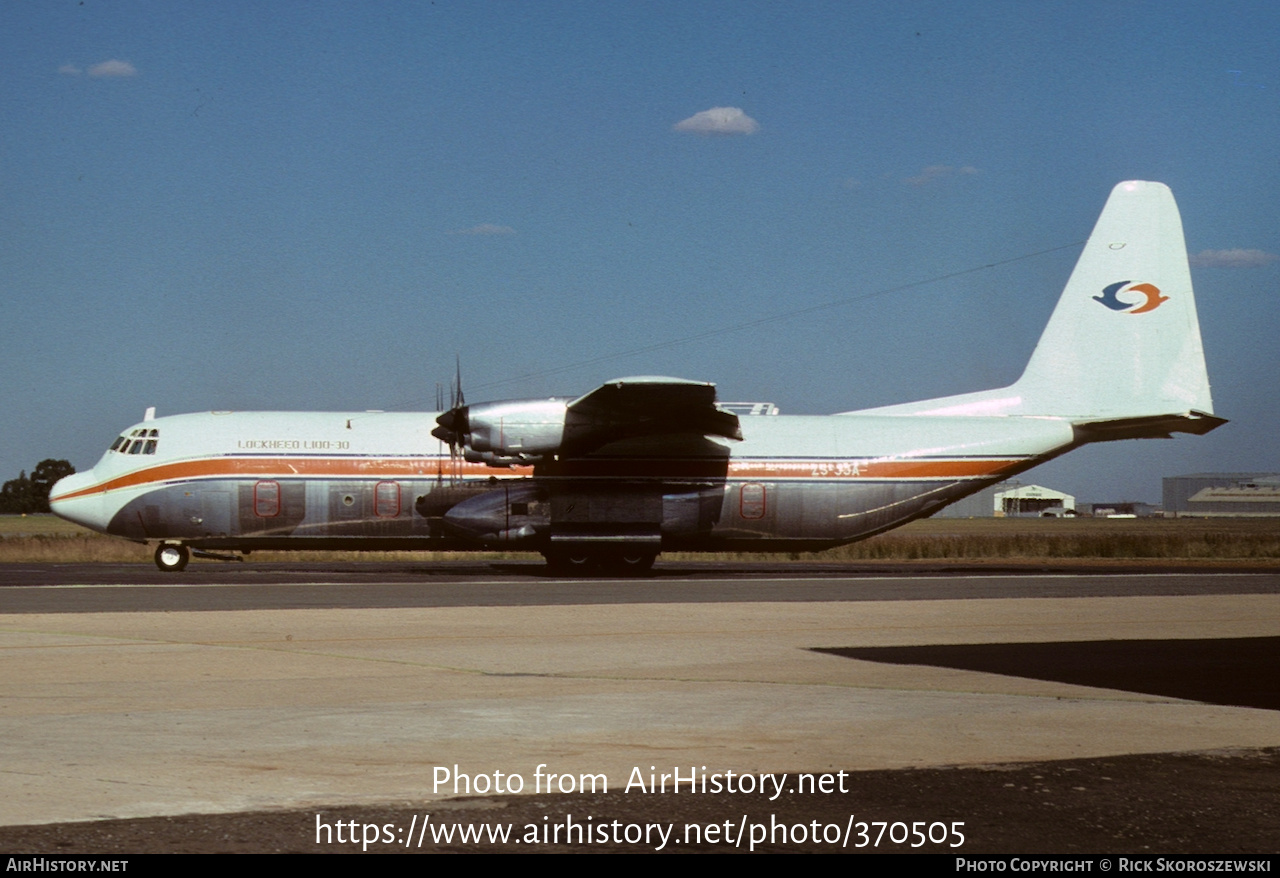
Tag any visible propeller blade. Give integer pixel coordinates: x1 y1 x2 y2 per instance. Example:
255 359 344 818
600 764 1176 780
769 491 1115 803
454 355 465 409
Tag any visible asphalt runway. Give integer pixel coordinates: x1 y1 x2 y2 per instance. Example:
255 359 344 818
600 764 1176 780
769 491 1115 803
2 561 1278 612
1 561 1278 851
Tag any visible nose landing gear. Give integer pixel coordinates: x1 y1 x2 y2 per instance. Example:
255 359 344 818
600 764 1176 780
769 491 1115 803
154 542 189 572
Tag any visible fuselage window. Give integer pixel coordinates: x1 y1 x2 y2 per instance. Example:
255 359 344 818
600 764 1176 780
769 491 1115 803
254 480 281 517
375 481 400 517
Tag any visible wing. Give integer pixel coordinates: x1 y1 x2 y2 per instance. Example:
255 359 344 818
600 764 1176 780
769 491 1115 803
563 376 742 455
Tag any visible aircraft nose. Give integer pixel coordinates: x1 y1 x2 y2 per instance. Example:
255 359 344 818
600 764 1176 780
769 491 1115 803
49 471 108 534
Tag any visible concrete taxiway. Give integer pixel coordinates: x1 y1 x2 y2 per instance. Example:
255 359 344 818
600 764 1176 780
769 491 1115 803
1 564 1277 826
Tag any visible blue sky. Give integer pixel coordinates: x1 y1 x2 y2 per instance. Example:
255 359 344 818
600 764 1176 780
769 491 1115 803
3 1 1277 503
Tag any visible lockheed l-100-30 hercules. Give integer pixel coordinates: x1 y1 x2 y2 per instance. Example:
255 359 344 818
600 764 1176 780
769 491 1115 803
50 181 1223 572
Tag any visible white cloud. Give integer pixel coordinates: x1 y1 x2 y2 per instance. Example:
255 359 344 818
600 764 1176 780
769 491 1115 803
58 64 81 75
903 164 978 186
87 59 137 78
673 106 759 136
449 223 516 236
1189 248 1278 268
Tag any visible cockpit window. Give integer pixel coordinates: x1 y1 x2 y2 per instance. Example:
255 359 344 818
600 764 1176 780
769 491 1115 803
110 430 160 454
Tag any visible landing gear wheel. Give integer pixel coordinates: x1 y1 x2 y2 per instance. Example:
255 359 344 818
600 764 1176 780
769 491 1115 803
155 543 189 572
543 550 597 576
544 549 657 576
603 552 657 576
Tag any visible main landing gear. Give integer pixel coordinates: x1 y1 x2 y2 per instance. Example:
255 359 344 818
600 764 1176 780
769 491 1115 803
154 542 189 572
542 549 657 576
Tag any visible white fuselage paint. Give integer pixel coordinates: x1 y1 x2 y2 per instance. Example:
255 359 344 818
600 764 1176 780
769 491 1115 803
50 409 1075 553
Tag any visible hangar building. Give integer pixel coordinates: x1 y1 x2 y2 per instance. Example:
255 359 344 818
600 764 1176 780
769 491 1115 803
1163 473 1280 517
993 484 1075 517
934 482 1075 518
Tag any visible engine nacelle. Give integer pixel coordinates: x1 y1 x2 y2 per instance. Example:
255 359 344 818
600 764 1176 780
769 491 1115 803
466 398 568 454
436 398 569 464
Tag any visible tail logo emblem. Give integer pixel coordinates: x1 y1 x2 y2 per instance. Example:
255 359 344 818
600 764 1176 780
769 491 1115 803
1094 280 1168 314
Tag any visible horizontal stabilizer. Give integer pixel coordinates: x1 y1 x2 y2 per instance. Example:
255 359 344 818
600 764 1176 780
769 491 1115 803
1071 410 1227 443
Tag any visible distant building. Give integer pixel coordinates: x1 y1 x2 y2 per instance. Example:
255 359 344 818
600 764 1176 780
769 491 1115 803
993 484 1075 518
933 484 1001 518
933 482 1077 518
1082 501 1161 518
1163 473 1280 517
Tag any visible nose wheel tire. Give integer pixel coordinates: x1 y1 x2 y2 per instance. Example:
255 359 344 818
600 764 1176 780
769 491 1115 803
155 543 190 572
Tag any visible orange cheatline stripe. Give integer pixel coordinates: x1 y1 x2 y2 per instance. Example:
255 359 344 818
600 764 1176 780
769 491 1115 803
726 458 1025 479
53 456 525 501
552 457 1024 479
53 454 1027 502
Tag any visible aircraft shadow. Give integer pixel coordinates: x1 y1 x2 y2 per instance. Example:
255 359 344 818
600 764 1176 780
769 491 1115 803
814 637 1280 711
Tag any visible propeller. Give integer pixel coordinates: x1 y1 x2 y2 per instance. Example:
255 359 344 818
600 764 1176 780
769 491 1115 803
431 357 470 470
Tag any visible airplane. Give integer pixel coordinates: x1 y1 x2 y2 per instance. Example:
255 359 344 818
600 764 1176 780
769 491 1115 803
50 181 1224 573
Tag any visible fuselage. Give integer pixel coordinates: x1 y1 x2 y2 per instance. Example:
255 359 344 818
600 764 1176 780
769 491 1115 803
50 408 1076 554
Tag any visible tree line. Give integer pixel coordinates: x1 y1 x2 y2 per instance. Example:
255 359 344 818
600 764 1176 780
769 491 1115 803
0 460 76 514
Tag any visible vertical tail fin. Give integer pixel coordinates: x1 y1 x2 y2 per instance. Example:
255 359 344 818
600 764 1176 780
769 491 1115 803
1014 180 1214 421
853 181 1223 437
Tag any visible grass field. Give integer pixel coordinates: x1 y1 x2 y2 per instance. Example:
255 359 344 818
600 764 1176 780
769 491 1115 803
3 514 1280 565
788 516 1280 564
0 514 88 537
